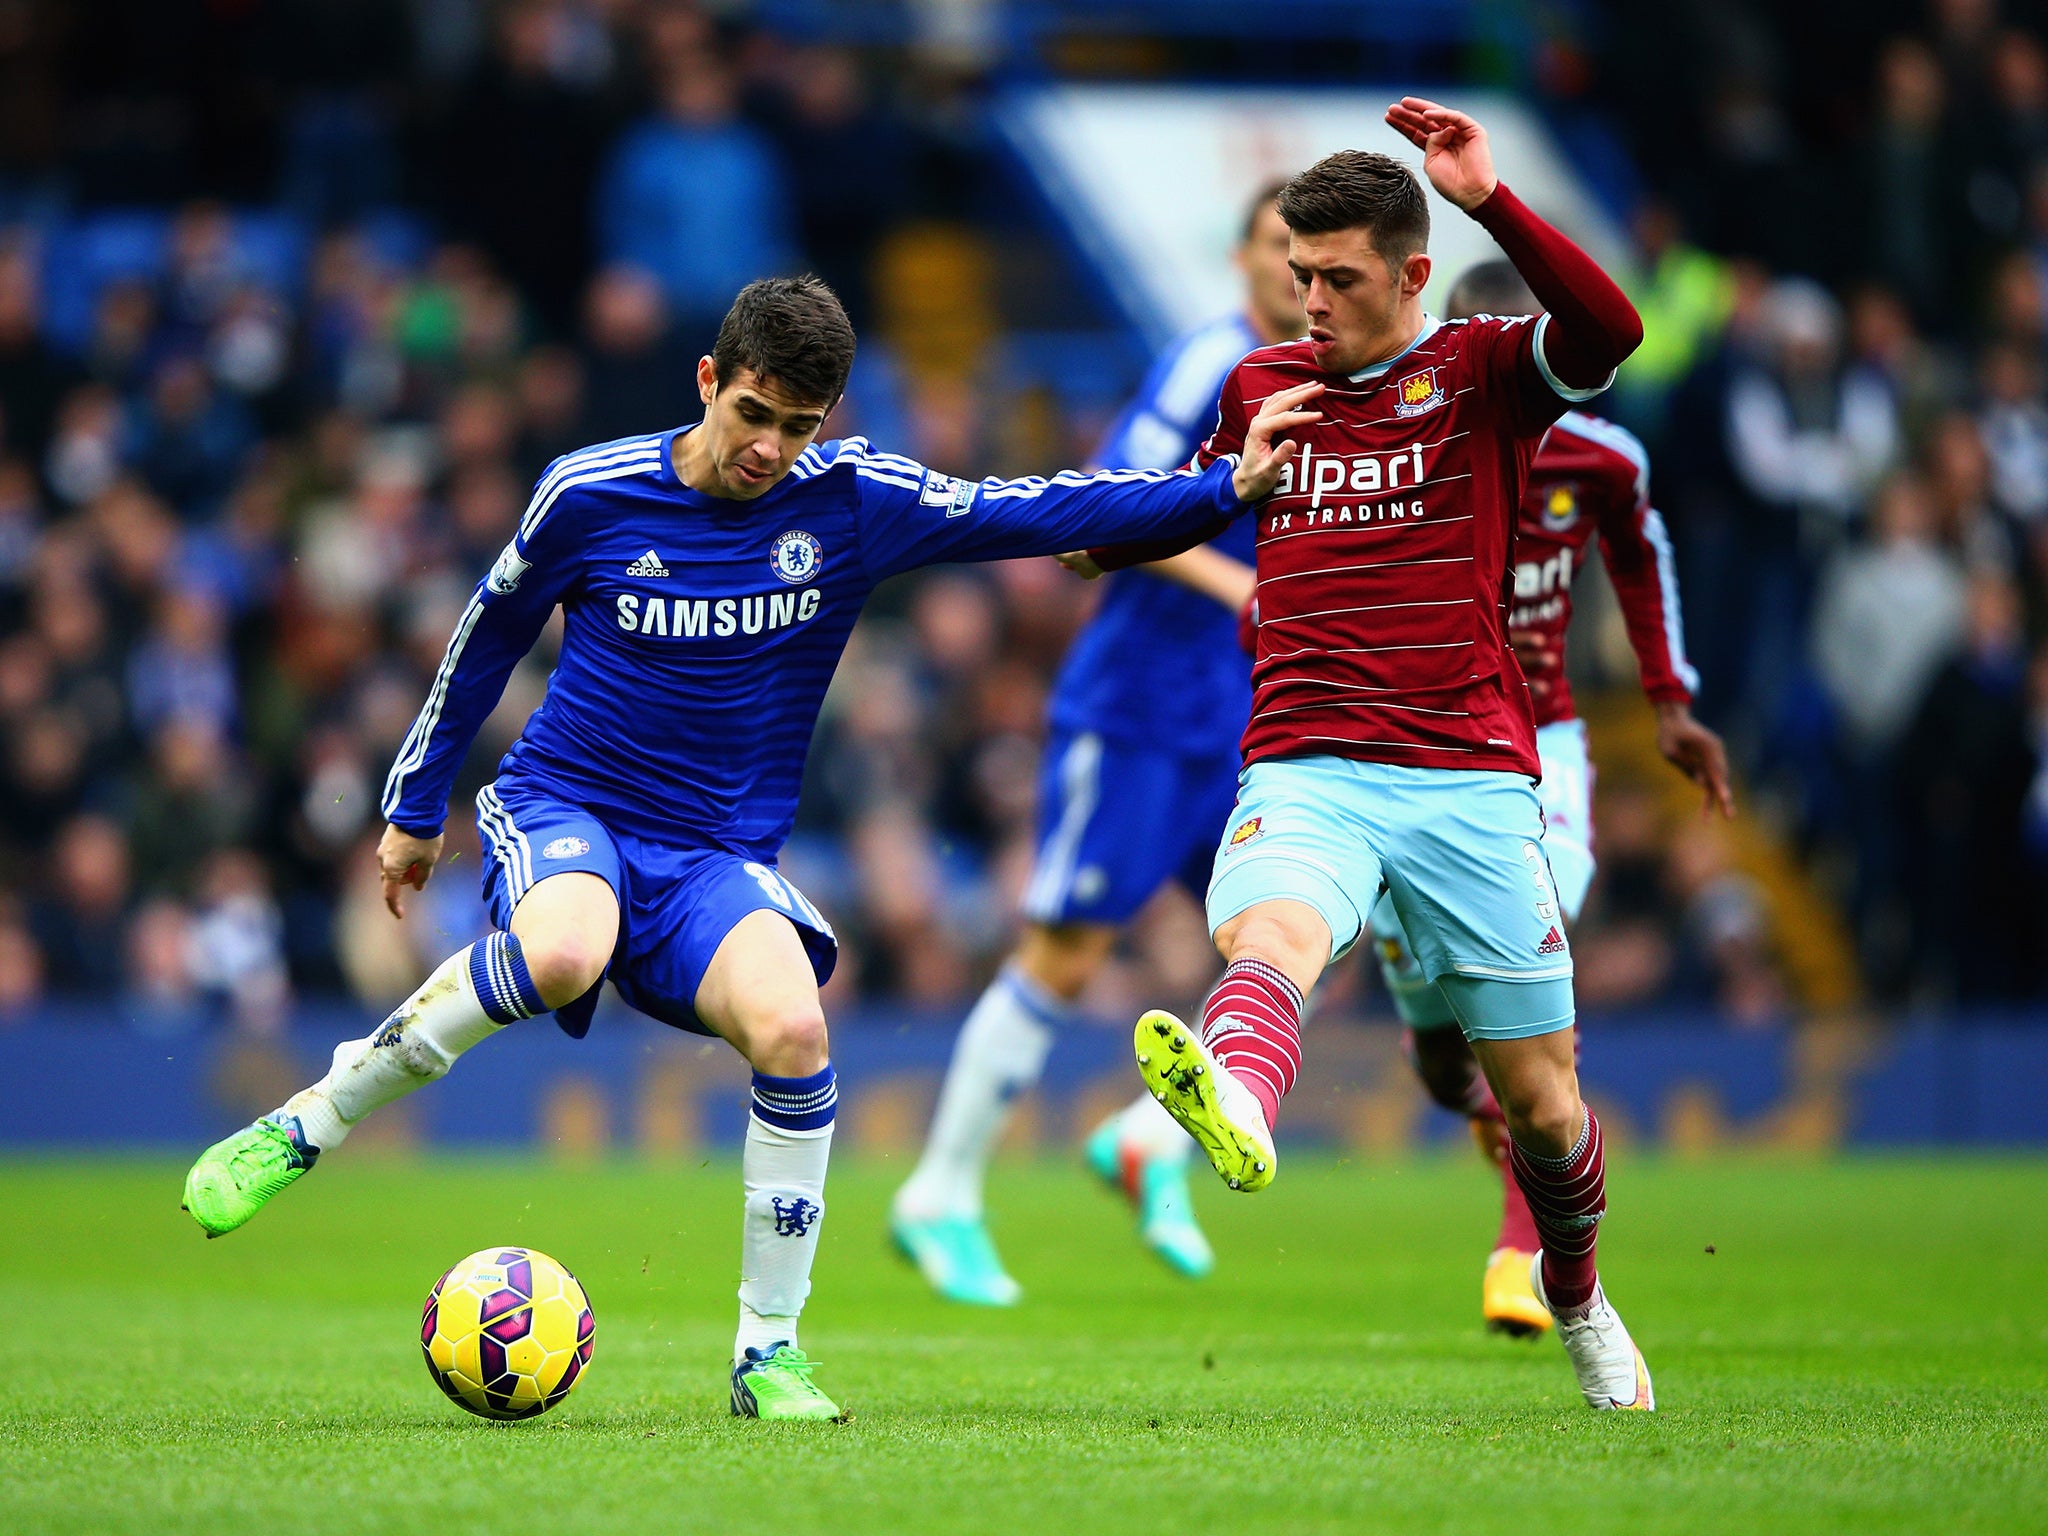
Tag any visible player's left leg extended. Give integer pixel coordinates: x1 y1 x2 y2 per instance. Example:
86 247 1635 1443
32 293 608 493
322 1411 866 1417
693 908 845 1422
1457 1012 1649 1411
182 871 616 1236
1381 766 1649 1408
1367 894 1547 1336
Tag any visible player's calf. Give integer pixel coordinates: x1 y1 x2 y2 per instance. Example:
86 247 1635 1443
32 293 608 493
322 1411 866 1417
181 931 548 1236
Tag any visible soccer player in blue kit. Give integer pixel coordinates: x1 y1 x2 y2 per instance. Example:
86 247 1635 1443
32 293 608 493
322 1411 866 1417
892 185 1301 1304
179 276 1317 1418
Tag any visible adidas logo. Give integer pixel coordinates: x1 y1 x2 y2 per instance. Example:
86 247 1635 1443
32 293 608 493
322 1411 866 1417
1205 1015 1259 1043
626 550 670 578
1537 926 1568 956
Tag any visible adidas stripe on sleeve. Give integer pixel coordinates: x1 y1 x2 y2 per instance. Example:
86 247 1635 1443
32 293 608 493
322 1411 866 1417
841 438 1248 583
381 441 655 835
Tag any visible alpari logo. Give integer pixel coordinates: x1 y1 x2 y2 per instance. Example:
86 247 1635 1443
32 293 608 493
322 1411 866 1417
1514 547 1576 602
1273 440 1429 510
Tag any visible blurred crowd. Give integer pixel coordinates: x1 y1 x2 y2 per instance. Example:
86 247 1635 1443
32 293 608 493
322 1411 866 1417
1596 0 2048 1010
0 0 2044 1030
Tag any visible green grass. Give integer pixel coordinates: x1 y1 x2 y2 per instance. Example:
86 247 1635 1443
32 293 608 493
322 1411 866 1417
1 1153 2043 1535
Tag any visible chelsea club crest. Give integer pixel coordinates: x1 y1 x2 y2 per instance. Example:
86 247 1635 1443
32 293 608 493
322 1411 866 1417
770 530 823 584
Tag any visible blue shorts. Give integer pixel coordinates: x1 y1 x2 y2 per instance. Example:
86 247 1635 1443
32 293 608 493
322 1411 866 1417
1021 727 1244 926
1205 756 1574 1037
475 781 837 1038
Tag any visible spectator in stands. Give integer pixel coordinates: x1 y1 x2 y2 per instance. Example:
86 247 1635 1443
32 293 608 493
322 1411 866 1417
1898 566 2041 1001
434 0 609 338
30 813 134 996
1866 37 1962 331
0 241 75 461
595 46 796 350
577 265 698 443
757 44 912 329
1810 471 1969 982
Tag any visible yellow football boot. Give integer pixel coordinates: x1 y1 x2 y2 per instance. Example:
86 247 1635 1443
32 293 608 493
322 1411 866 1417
1483 1246 1553 1337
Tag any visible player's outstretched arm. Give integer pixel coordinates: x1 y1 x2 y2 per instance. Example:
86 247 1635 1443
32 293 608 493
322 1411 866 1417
1076 381 1322 577
852 382 1317 581
1386 97 1642 391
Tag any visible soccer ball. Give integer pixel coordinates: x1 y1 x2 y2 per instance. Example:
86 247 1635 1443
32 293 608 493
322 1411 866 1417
420 1246 594 1420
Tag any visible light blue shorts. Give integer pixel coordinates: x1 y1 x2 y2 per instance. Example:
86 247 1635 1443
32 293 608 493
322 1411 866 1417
1206 755 1574 1040
1367 718 1595 1034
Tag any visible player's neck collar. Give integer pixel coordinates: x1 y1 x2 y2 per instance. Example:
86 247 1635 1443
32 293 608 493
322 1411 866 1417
1345 315 1441 384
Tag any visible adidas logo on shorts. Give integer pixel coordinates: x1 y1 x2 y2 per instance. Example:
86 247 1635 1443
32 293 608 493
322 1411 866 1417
1537 926 1568 956
626 549 670 577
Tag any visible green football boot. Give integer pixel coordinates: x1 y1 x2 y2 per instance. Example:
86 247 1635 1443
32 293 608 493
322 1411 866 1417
729 1343 845 1420
1084 1118 1215 1278
890 1210 1023 1306
181 1114 319 1237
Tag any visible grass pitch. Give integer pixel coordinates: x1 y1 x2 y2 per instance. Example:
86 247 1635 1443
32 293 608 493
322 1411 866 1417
2 1152 2043 1535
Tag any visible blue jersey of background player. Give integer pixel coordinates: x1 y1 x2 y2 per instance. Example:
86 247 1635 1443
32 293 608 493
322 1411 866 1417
894 184 1306 1306
178 275 1316 1421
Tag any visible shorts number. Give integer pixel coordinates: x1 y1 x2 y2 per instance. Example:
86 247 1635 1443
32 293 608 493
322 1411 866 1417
742 861 832 935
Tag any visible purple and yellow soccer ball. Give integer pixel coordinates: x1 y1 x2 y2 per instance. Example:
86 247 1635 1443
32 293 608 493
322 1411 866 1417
421 1246 594 1420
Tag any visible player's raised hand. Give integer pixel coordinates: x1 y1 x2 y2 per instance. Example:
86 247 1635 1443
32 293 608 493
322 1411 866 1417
378 823 445 919
1385 97 1498 212
1653 701 1737 820
1234 380 1324 502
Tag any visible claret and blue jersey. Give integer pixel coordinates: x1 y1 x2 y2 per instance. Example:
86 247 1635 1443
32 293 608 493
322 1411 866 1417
380 427 1243 1033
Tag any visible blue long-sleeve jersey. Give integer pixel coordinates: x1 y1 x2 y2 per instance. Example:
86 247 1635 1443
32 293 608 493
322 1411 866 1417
1047 314 1260 752
381 430 1245 856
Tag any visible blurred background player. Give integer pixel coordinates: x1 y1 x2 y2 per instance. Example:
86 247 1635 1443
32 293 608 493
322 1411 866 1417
1360 260 1734 1338
890 184 1302 1304
1092 103 1659 1410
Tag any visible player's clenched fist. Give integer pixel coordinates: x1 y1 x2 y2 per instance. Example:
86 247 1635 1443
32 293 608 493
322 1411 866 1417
378 822 445 918
1232 380 1324 502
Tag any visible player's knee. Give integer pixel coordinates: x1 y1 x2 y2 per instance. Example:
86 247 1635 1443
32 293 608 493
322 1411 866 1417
1014 923 1114 1002
749 1001 830 1076
515 930 609 1011
1215 903 1328 981
1500 1080 1584 1158
1406 1026 1481 1114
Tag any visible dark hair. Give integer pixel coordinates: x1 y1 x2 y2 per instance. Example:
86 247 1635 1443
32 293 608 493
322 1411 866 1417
1445 259 1540 322
1276 150 1430 260
1240 178 1291 244
711 275 856 407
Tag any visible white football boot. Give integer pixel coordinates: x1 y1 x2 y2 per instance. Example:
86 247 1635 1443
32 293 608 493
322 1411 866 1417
1529 1250 1655 1410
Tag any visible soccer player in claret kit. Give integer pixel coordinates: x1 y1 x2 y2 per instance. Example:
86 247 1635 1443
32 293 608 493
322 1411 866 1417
179 275 1316 1419
1084 100 1659 1409
1357 260 1733 1338
891 183 1299 1304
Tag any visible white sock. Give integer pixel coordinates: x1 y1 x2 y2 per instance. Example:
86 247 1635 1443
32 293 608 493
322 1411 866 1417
1109 1090 1193 1164
894 966 1061 1221
275 935 541 1151
736 1103 833 1363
